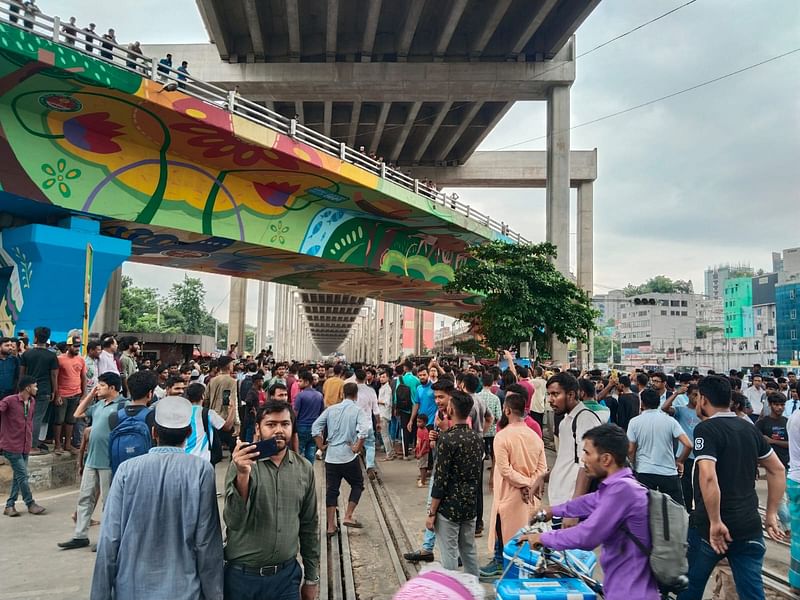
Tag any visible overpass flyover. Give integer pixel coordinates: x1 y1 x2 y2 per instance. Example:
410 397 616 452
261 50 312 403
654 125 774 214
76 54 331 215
0 8 542 349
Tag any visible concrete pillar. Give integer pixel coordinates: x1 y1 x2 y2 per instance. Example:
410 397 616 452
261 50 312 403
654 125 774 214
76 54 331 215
93 266 123 334
577 181 594 368
228 277 247 352
274 284 284 359
546 85 571 366
255 281 269 353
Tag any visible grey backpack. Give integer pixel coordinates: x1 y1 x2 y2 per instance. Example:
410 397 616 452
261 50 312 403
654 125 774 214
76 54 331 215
621 488 689 593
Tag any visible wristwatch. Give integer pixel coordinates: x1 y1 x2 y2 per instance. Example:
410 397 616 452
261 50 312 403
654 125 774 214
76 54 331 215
303 577 320 586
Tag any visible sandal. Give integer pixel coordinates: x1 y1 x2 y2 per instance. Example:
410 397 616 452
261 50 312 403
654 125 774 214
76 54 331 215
326 527 339 538
342 520 363 529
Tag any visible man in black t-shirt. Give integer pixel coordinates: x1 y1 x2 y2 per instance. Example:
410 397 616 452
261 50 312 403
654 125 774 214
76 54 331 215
614 376 639 431
756 393 789 467
678 376 787 600
19 327 58 454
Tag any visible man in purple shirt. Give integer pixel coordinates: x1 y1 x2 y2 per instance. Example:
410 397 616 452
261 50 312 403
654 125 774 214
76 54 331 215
520 423 659 600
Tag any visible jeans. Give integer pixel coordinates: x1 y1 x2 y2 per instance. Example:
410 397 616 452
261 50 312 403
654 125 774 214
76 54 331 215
475 458 484 530
635 471 684 506
3 452 34 508
364 428 376 469
777 467 790 529
493 515 504 563
788 479 800 588
677 527 766 600
435 514 479 576
380 417 395 457
224 559 302 600
422 475 436 552
296 426 316 464
74 467 112 539
72 417 87 449
399 411 415 457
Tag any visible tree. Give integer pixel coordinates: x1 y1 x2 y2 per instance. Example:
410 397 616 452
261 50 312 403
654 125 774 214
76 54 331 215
453 339 495 359
168 276 208 335
593 335 621 363
623 275 693 297
444 241 599 354
119 276 160 332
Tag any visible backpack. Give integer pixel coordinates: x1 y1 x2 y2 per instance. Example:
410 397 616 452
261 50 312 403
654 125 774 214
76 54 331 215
621 488 689 594
201 407 223 465
571 408 602 492
393 377 413 413
109 408 152 476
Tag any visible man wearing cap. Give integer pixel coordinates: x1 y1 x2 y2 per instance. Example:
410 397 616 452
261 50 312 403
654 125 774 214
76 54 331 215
92 395 223 600
1 376 47 516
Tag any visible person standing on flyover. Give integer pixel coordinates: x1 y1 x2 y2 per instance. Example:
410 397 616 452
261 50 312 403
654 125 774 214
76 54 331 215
225 401 319 600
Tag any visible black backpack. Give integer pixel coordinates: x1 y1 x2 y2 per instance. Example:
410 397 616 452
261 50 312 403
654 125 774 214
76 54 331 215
201 407 223 465
393 378 413 412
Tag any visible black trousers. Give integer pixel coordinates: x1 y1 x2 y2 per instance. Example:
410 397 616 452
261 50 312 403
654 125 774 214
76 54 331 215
325 458 364 507
681 458 695 512
399 411 415 457
475 456 484 531
530 411 544 428
635 472 684 506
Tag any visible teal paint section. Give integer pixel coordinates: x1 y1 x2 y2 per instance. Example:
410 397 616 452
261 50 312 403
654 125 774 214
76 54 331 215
0 212 130 340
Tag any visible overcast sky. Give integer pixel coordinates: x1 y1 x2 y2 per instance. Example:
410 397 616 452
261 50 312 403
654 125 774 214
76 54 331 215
44 0 800 325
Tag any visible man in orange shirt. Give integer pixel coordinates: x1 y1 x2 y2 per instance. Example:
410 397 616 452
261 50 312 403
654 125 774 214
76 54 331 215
55 336 86 455
323 364 345 407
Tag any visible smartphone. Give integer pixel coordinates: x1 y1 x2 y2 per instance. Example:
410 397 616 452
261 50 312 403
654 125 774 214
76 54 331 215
222 389 231 407
252 437 279 460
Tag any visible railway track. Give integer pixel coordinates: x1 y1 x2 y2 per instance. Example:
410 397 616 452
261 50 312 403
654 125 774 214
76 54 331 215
320 460 418 599
763 566 796 598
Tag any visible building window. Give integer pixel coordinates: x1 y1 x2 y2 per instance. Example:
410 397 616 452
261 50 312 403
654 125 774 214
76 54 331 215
792 310 797 320
791 289 796 300
661 310 667 316
681 300 688 307
671 300 679 307
792 329 797 340
681 311 688 316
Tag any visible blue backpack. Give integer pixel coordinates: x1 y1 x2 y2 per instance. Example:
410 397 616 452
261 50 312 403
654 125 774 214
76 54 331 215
109 408 152 476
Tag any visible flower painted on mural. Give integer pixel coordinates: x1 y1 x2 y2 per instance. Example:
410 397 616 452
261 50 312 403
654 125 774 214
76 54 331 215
41 159 81 198
171 122 302 170
63 112 124 154
269 221 290 245
254 181 301 207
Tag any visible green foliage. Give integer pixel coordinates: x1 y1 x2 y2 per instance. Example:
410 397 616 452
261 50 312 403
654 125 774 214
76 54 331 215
444 241 599 352
593 335 621 363
453 339 495 359
623 275 693 297
696 325 723 339
119 275 228 347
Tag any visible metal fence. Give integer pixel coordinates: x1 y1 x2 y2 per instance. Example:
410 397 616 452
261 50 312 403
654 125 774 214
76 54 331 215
0 1 529 244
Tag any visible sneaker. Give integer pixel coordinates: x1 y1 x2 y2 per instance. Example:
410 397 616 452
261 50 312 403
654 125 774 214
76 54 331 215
367 468 377 481
3 506 20 517
58 538 90 550
27 503 46 515
403 550 434 563
479 559 503 579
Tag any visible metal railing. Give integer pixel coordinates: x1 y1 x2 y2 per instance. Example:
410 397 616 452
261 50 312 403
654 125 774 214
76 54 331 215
0 1 529 244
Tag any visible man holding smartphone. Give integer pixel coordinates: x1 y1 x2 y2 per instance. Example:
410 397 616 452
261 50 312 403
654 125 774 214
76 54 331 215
204 356 240 451
225 401 319 600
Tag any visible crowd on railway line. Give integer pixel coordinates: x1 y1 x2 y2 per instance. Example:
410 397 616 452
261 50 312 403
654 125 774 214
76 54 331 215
0 324 797 599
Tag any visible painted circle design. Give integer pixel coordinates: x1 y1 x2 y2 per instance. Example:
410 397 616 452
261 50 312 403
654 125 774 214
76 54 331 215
38 94 82 112
160 249 211 258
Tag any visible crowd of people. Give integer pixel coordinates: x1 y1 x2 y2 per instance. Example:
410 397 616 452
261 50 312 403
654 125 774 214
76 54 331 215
0 324 796 599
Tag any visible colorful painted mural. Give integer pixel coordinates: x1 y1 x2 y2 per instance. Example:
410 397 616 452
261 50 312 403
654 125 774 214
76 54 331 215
0 24 501 318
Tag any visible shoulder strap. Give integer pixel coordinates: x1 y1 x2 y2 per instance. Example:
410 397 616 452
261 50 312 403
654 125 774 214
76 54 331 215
132 407 150 422
620 522 650 556
572 408 602 464
201 407 210 436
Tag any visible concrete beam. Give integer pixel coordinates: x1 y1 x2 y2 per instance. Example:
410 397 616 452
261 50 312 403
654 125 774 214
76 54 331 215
470 0 513 59
195 0 230 59
537 2 601 58
435 102 482 162
511 0 559 57
242 0 265 59
326 0 338 62
397 0 425 61
412 101 453 163
323 100 332 137
140 43 576 101
369 102 391 154
577 181 593 294
347 100 362 147
360 0 382 62
410 150 596 187
457 101 514 160
285 0 301 61
389 101 422 163
435 0 468 58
